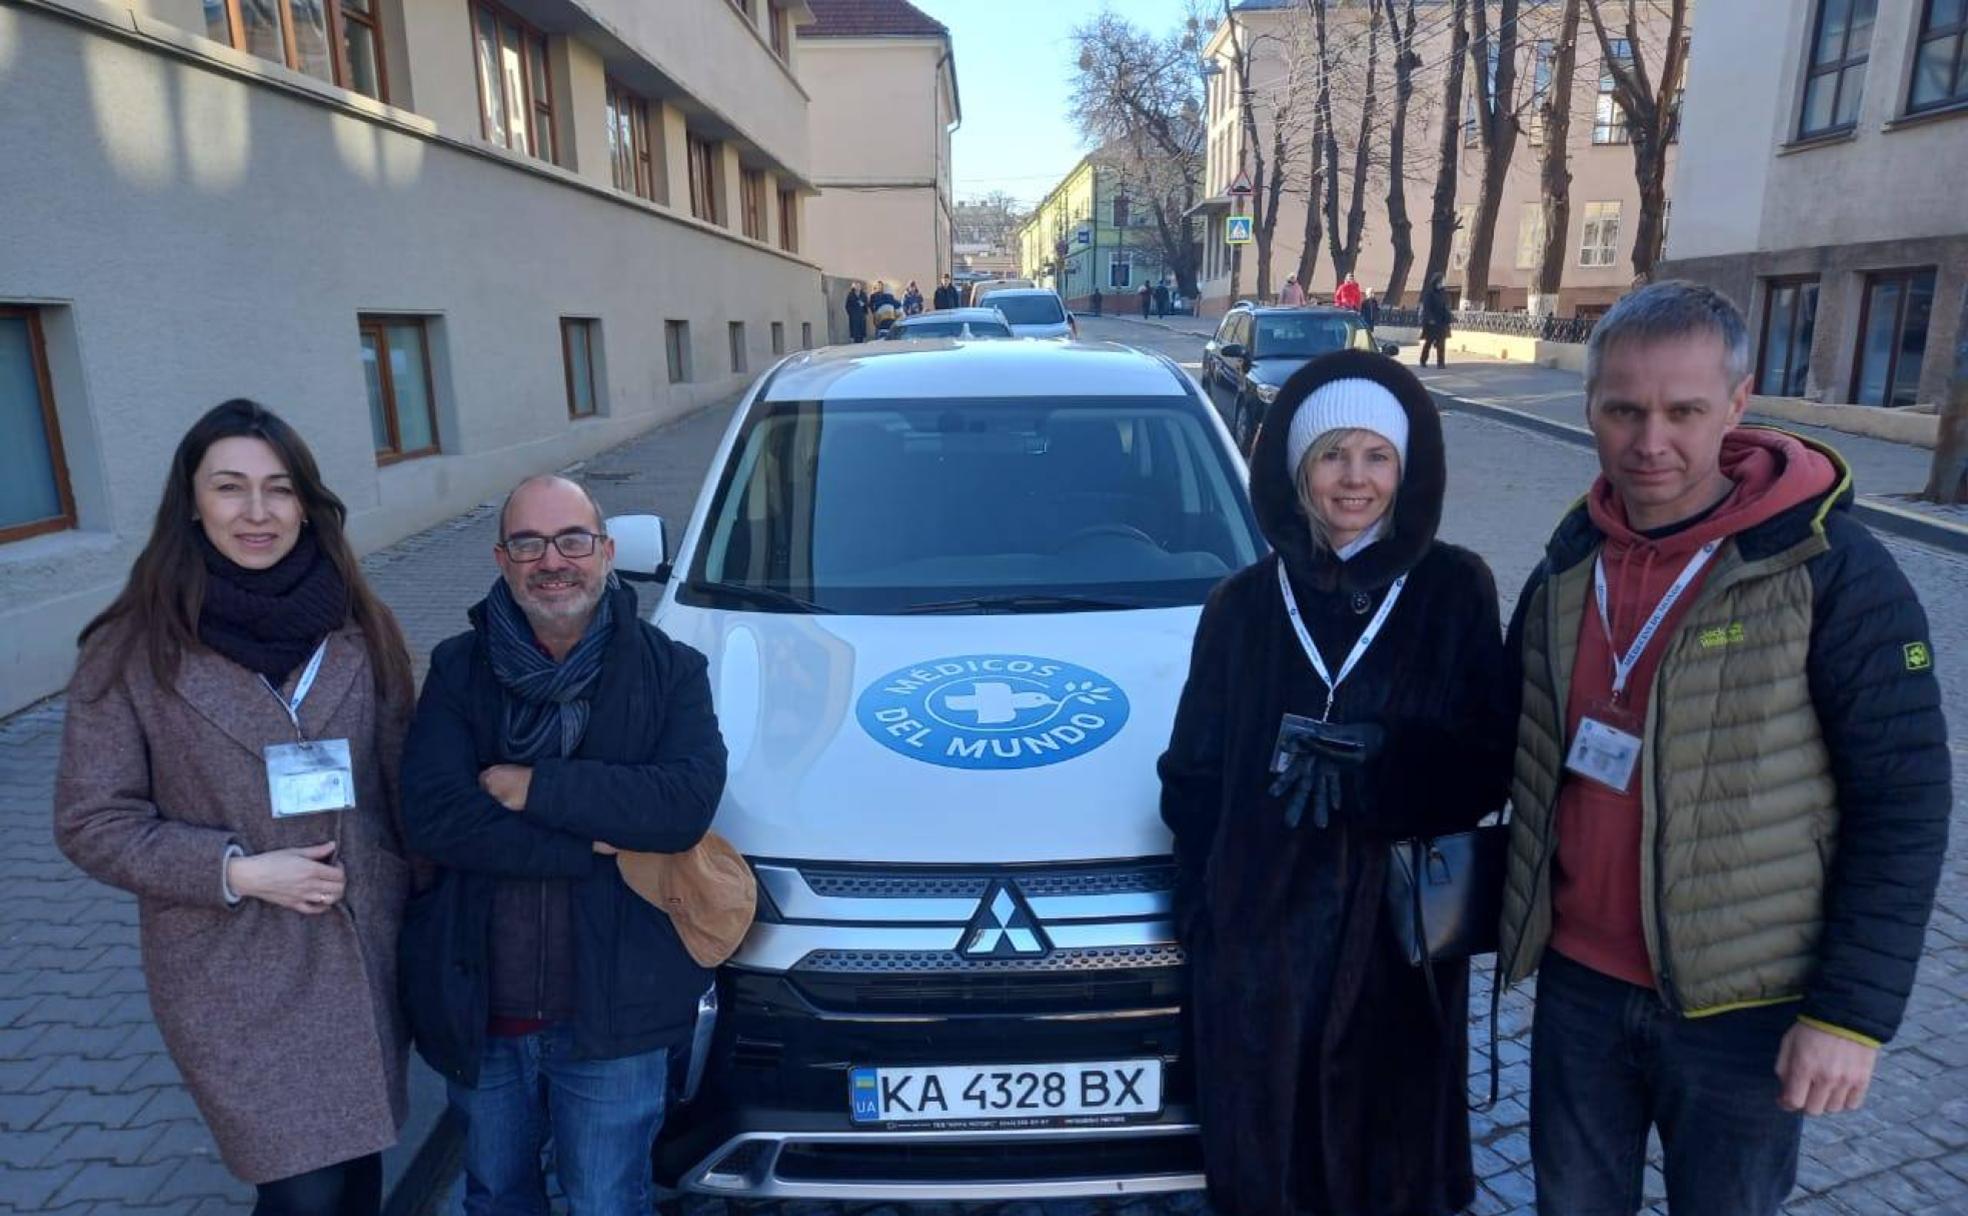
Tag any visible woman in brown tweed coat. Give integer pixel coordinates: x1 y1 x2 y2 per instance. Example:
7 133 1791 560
53 400 416 1216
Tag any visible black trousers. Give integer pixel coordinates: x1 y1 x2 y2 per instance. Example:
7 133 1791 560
252 1152 382 1216
1419 331 1447 367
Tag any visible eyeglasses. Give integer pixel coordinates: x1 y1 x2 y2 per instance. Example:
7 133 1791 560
499 530 602 562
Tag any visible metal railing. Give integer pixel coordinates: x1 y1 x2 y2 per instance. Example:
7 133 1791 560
1376 306 1598 345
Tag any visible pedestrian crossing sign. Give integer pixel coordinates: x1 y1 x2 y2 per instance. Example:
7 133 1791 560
1226 215 1254 245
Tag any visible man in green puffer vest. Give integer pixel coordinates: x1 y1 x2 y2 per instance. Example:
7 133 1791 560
1498 281 1951 1216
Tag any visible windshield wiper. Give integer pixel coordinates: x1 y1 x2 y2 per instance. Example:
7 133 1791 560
682 580 835 614
901 593 1148 615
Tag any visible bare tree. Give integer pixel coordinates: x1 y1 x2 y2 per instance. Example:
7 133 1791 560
1531 0 1584 316
1222 2 1314 302
1380 0 1422 305
1070 11 1208 295
1421 0 1470 292
1928 294 1968 504
1294 100 1327 291
1460 0 1523 309
1586 0 1689 279
1315 0 1381 283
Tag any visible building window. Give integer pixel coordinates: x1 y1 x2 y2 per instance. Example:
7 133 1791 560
740 168 767 241
778 188 799 252
665 320 691 384
1853 268 1936 406
801 322 813 349
606 81 656 202
471 1 555 163
200 0 387 100
0 308 77 544
1515 204 1545 270
360 316 438 463
1113 195 1131 227
687 135 718 223
1108 252 1132 288
1911 0 1968 112
729 322 747 374
1594 38 1633 144
1528 39 1555 144
1756 278 1820 398
1578 201 1622 267
771 322 786 356
727 0 751 16
561 319 598 419
1800 0 1876 137
768 2 791 59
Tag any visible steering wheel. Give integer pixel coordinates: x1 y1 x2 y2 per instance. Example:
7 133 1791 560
1054 523 1160 551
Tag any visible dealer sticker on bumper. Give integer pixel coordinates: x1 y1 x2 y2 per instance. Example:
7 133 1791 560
849 1059 1162 1126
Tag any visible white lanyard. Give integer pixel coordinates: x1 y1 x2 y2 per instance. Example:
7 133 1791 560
260 641 329 740
1276 559 1407 721
1593 541 1718 699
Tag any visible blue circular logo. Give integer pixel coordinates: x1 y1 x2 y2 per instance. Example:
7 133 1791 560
856 654 1131 770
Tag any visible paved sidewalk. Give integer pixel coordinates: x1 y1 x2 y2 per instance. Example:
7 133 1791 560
0 400 734 1216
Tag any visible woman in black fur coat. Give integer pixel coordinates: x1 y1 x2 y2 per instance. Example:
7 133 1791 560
1159 349 1514 1215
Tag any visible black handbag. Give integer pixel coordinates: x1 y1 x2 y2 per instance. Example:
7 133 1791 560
1384 818 1511 1109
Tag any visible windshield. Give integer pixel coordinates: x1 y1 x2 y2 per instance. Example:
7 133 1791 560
992 296 1067 326
681 395 1263 614
1255 315 1360 358
895 320 1012 338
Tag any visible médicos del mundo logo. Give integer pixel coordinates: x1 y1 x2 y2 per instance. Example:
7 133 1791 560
855 654 1131 771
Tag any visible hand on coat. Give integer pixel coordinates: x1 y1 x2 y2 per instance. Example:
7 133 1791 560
1776 1022 1878 1115
229 842 344 914
479 765 533 812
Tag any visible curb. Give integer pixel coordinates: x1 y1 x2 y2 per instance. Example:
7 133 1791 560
1433 390 1968 558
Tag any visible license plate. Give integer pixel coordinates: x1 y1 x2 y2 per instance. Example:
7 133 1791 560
848 1059 1162 1127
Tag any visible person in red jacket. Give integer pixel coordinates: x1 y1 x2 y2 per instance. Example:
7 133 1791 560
1332 271 1364 312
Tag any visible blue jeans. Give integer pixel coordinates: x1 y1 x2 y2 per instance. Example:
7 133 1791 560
1530 950 1802 1216
448 1025 669 1216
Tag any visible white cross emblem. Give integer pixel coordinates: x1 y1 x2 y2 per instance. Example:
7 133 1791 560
963 888 1044 956
942 681 1050 725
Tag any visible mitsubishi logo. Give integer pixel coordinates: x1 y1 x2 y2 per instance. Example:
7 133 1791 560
960 882 1050 959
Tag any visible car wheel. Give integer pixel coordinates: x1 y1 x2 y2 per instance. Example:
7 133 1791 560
1234 398 1257 455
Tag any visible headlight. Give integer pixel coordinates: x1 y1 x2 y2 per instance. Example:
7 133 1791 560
1253 382 1280 404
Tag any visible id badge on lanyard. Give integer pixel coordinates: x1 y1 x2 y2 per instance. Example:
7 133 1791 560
261 641 356 817
1563 542 1717 794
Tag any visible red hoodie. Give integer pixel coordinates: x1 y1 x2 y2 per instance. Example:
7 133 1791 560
1549 429 1840 988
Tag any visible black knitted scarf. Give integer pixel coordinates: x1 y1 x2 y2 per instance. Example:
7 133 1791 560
196 529 349 684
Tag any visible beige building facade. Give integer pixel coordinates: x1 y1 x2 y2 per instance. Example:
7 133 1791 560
1660 0 1966 409
0 0 827 714
1196 0 1680 316
799 0 959 296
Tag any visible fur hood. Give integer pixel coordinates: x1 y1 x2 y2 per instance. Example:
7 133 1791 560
1248 348 1447 596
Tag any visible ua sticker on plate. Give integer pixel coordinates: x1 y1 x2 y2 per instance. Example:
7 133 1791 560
855 654 1130 770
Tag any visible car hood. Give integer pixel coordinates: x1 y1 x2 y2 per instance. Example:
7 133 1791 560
1247 356 1317 387
654 603 1201 863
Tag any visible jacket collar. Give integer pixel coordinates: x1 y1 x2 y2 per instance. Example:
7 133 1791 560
174 622 366 757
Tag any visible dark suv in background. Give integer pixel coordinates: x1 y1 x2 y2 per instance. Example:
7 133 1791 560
1201 305 1396 453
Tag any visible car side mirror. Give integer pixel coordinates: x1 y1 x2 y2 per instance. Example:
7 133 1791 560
606 514 670 583
1219 343 1246 361
1379 341 1401 358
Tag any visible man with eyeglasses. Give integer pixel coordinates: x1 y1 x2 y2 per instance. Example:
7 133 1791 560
399 474 727 1215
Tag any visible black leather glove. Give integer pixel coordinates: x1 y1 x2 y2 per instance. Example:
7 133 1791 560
1269 716 1387 829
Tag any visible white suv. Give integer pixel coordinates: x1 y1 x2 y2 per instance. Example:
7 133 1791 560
973 287 1078 340
611 339 1262 1201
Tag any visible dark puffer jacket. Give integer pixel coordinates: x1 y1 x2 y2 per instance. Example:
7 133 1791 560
1159 349 1514 1215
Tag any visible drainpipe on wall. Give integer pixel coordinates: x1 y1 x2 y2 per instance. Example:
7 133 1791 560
936 41 961 283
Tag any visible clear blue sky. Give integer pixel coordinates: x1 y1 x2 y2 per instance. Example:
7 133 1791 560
913 0 1205 208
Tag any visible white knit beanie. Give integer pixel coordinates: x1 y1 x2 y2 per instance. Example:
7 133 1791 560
1284 378 1410 477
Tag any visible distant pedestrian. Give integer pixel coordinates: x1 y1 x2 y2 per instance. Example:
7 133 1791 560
869 280 902 336
1139 282 1152 318
845 282 869 344
1154 281 1171 318
1280 275 1306 306
1334 271 1364 312
903 281 925 316
933 274 961 310
55 399 417 1216
1360 290 1380 334
1091 286 1104 316
1419 274 1452 368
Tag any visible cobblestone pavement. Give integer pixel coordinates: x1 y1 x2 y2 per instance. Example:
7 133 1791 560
6 343 1968 1216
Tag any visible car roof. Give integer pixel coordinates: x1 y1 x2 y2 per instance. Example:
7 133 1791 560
763 340 1192 401
1234 304 1360 319
975 287 1062 300
897 308 1006 324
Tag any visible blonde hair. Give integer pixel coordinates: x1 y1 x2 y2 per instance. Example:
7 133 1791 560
1293 427 1400 553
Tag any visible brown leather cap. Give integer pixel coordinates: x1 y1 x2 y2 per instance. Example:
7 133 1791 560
615 832 757 968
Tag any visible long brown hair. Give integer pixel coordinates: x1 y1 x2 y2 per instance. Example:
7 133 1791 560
77 399 413 706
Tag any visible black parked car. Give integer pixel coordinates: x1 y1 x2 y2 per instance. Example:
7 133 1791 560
1201 306 1397 454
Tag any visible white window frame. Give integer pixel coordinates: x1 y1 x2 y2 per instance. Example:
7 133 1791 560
1578 201 1622 268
